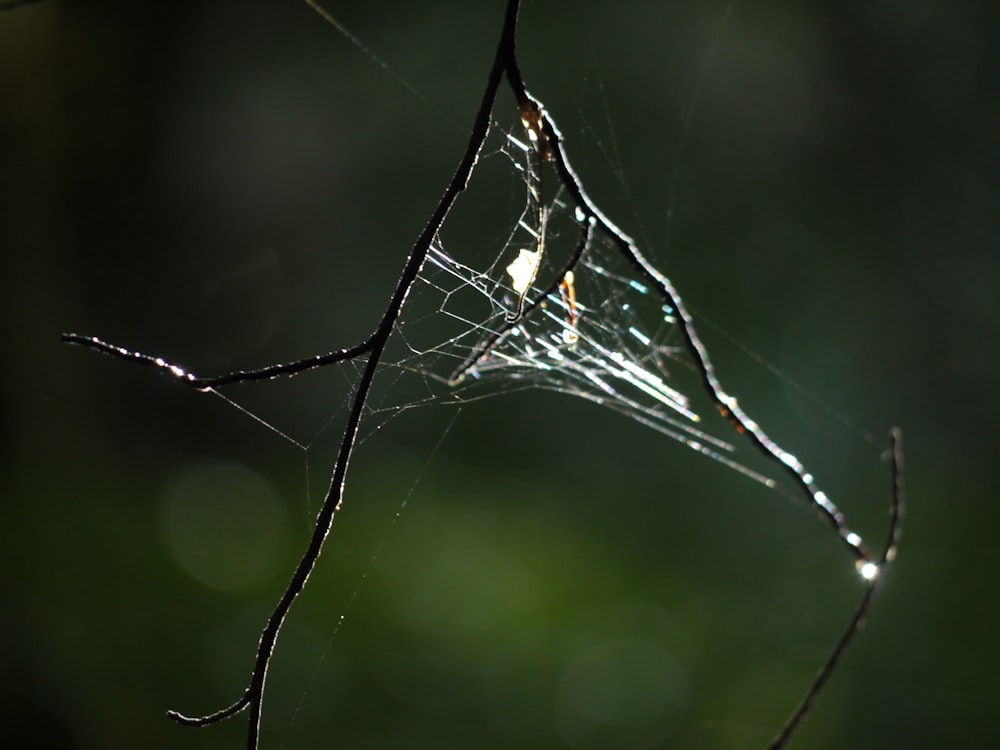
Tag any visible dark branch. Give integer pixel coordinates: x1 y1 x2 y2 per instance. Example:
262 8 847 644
167 693 250 727
765 428 904 749
60 333 376 390
61 1 901 748
157 2 526 748
499 32 904 750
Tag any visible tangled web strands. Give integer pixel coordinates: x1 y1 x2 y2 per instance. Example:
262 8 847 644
401 172 773 486
60 1 903 749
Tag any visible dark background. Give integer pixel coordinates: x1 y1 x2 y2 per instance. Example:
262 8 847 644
3 1 997 748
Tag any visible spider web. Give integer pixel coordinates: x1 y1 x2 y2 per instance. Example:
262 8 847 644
359 117 782 491
58 3 902 748
243 94 896 749
173 109 883 736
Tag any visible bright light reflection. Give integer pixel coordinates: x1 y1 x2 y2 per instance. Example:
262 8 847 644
815 491 835 514
858 561 879 581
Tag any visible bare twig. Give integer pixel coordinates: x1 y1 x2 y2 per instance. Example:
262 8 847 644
61 1 901 748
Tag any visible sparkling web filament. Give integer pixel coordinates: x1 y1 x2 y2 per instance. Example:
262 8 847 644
58 3 903 749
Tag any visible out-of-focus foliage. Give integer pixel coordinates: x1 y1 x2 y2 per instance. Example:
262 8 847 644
2 2 997 749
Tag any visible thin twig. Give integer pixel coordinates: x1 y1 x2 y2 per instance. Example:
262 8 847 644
61 1 901 748
500 36 903 749
59 333 376 389
160 2 525 748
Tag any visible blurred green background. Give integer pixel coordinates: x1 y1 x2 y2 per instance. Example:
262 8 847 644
3 1 998 749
